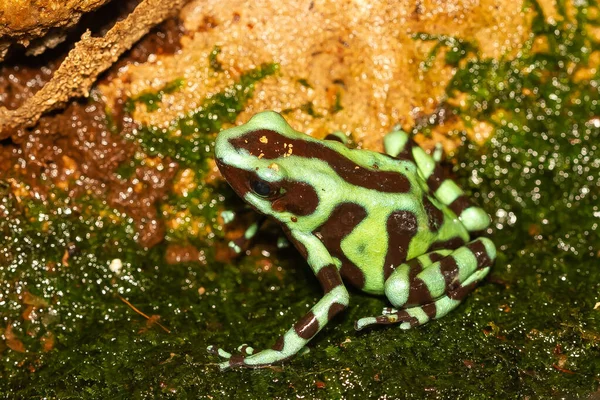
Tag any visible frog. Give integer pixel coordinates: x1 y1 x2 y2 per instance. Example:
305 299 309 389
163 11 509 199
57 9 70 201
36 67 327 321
209 111 496 370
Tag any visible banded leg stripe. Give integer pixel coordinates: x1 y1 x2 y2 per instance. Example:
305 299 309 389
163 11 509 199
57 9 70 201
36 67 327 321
411 238 496 301
409 143 492 233
356 266 491 331
356 238 495 331
243 285 348 367
382 250 452 308
427 166 490 232
218 284 349 369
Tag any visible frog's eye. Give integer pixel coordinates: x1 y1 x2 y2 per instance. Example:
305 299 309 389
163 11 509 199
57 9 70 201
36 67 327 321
250 179 274 197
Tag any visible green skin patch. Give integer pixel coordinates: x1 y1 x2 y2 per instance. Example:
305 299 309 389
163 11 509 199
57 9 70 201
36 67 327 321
211 111 496 370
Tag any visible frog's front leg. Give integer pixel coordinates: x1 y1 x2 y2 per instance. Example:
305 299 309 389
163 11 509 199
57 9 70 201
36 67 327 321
209 234 349 370
355 238 495 330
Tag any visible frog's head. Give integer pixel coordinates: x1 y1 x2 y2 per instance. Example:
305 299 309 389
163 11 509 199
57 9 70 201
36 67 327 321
215 111 328 222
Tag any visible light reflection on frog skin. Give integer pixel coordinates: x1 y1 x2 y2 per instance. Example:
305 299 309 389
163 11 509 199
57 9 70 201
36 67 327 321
209 111 496 370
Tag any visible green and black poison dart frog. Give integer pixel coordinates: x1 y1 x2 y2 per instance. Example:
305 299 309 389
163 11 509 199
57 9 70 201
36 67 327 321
209 111 496 370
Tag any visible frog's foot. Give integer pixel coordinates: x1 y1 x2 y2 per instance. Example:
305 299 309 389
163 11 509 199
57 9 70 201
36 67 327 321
226 217 266 256
207 333 316 370
355 269 489 331
207 344 255 358
208 344 292 370
207 344 256 370
355 308 423 331
354 306 399 330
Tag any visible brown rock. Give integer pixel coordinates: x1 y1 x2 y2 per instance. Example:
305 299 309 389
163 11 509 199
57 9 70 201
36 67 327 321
0 0 113 60
0 0 191 135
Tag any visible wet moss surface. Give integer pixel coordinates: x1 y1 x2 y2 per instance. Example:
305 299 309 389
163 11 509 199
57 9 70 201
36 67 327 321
1 1 600 398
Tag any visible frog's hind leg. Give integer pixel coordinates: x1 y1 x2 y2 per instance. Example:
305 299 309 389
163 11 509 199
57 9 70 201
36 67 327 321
355 238 495 331
356 268 490 330
384 130 491 233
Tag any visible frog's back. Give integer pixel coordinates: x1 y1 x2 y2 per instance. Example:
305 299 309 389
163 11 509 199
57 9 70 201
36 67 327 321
306 144 469 295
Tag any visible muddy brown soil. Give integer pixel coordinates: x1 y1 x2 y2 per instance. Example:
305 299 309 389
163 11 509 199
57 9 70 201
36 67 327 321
0 18 185 248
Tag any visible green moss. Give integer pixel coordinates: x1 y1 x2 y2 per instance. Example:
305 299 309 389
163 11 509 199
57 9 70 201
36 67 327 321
136 62 278 247
297 78 312 88
330 91 343 114
135 63 278 168
0 183 329 398
412 32 477 71
0 188 141 359
300 101 322 117
416 0 600 396
2 2 600 398
125 78 185 113
209 46 224 72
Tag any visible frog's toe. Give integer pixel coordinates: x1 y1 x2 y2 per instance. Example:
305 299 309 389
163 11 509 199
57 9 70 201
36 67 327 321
382 307 398 315
355 317 376 331
354 306 402 330
355 316 399 331
237 344 255 355
383 130 410 157
207 345 231 359
355 310 421 331
220 354 249 370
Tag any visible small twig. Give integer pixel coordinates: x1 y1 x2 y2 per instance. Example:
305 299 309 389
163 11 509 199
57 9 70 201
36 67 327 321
118 295 171 333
